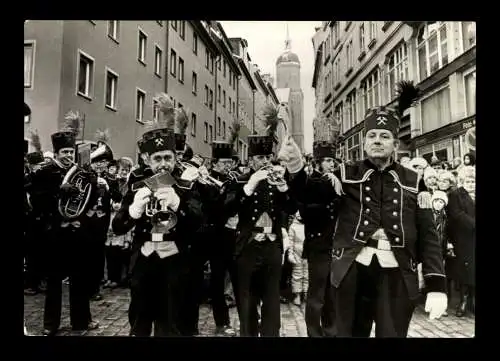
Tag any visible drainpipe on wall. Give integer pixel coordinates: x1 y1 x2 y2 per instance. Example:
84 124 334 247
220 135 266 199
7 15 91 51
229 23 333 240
165 21 170 93
252 89 256 134
214 55 220 140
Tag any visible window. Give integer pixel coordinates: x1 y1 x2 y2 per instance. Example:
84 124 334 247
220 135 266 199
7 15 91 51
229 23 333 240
223 121 226 138
361 68 381 116
205 49 210 69
77 50 94 98
232 102 236 116
218 85 221 103
464 71 476 116
333 22 339 47
105 69 118 110
179 21 186 40
209 89 214 109
204 122 208 142
209 125 213 141
335 103 345 135
154 46 162 76
223 90 226 108
345 90 357 129
153 99 159 121
218 58 221 71
346 39 353 70
191 113 197 136
333 58 340 86
359 24 365 51
136 89 146 122
171 21 177 30
229 70 232 86
192 72 197 94
347 132 361 161
417 22 448 81
193 33 198 54
24 41 35 88
233 75 237 90
107 21 120 41
368 21 376 41
229 96 232 113
217 117 221 136
138 30 147 63
178 58 184 83
462 22 476 52
210 56 214 74
223 60 227 77
204 85 209 106
420 86 451 133
386 42 409 101
170 49 177 77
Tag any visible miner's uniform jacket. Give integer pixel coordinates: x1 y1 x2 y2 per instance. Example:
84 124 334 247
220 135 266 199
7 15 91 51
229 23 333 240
290 159 446 300
225 170 298 258
291 169 339 260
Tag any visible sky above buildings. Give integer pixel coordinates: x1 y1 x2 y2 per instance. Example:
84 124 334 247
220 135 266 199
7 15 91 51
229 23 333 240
220 21 321 153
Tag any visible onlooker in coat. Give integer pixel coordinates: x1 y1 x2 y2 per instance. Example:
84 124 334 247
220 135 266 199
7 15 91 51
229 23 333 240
447 166 475 317
287 212 308 306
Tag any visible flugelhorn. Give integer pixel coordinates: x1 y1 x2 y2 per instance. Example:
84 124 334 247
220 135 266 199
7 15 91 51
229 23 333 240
177 160 224 188
260 164 287 187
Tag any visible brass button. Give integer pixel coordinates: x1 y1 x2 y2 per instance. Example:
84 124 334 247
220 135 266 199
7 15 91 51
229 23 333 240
254 209 258 212
393 188 398 192
269 185 272 189
330 216 335 219
395 237 400 242
317 233 321 236
365 208 370 213
359 231 364 237
326 205 330 209
252 217 255 220
393 199 398 204
254 200 258 203
393 225 398 230
269 192 273 195
365 186 371 191
393 211 398 216
365 197 371 202
363 220 369 226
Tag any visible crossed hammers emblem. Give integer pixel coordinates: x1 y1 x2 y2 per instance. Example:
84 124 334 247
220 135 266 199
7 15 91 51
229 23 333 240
155 138 164 146
377 116 388 125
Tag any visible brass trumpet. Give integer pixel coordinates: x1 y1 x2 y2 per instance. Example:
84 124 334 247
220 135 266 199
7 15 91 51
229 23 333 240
177 161 225 188
260 164 287 187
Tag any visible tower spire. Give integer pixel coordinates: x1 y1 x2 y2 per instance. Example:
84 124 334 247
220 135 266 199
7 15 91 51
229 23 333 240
285 22 291 50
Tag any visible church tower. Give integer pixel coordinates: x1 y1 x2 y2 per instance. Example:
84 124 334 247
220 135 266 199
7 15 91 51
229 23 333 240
275 23 304 151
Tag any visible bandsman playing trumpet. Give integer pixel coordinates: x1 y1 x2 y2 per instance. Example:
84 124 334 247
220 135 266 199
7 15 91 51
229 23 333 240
28 117 100 336
225 134 297 337
112 126 204 337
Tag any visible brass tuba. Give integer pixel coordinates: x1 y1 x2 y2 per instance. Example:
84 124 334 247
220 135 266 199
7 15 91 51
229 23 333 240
57 143 107 220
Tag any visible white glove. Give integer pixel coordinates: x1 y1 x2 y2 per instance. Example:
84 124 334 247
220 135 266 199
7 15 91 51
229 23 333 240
129 187 152 219
181 167 199 182
279 136 303 173
324 173 344 195
198 165 209 179
447 243 454 250
424 292 448 320
155 187 180 212
417 263 424 290
287 250 298 264
97 177 109 191
243 169 269 195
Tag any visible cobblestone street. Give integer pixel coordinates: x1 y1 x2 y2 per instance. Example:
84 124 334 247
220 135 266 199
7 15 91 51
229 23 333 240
24 285 474 337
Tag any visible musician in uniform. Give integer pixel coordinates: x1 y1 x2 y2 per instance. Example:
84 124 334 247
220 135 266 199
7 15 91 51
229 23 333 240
112 126 204 337
293 140 339 337
30 129 99 336
284 103 448 337
225 134 297 337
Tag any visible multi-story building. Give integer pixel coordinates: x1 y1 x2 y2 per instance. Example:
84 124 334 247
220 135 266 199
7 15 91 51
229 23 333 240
312 21 476 163
24 20 281 163
24 20 168 159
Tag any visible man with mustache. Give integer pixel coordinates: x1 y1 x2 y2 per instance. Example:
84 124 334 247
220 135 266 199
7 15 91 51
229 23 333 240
284 106 447 337
112 127 204 336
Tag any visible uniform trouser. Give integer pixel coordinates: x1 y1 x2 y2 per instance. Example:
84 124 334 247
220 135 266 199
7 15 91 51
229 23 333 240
180 227 236 335
333 257 415 337
128 252 186 337
235 240 282 337
43 227 92 331
305 252 336 337
105 246 125 283
24 222 45 289
88 235 106 296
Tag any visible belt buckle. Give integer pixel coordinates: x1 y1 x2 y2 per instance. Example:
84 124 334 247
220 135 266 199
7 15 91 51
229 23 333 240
151 233 164 242
263 226 272 234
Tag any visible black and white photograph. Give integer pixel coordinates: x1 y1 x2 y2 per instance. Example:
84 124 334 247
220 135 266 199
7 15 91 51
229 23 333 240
23 20 476 338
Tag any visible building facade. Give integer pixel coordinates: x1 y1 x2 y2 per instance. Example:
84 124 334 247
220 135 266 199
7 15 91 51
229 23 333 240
24 20 280 163
311 21 476 163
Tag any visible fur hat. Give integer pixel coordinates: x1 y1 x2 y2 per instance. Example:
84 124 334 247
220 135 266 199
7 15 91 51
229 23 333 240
431 190 448 206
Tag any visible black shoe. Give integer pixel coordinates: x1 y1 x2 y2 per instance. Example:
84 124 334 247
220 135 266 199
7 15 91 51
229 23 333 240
215 325 236 337
24 288 38 296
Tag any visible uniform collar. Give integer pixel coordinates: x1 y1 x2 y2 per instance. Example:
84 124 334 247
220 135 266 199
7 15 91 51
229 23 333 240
362 158 398 173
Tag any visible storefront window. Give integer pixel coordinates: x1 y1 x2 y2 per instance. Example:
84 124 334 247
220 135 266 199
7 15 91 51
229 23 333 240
464 71 476 116
420 86 451 133
462 21 476 52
